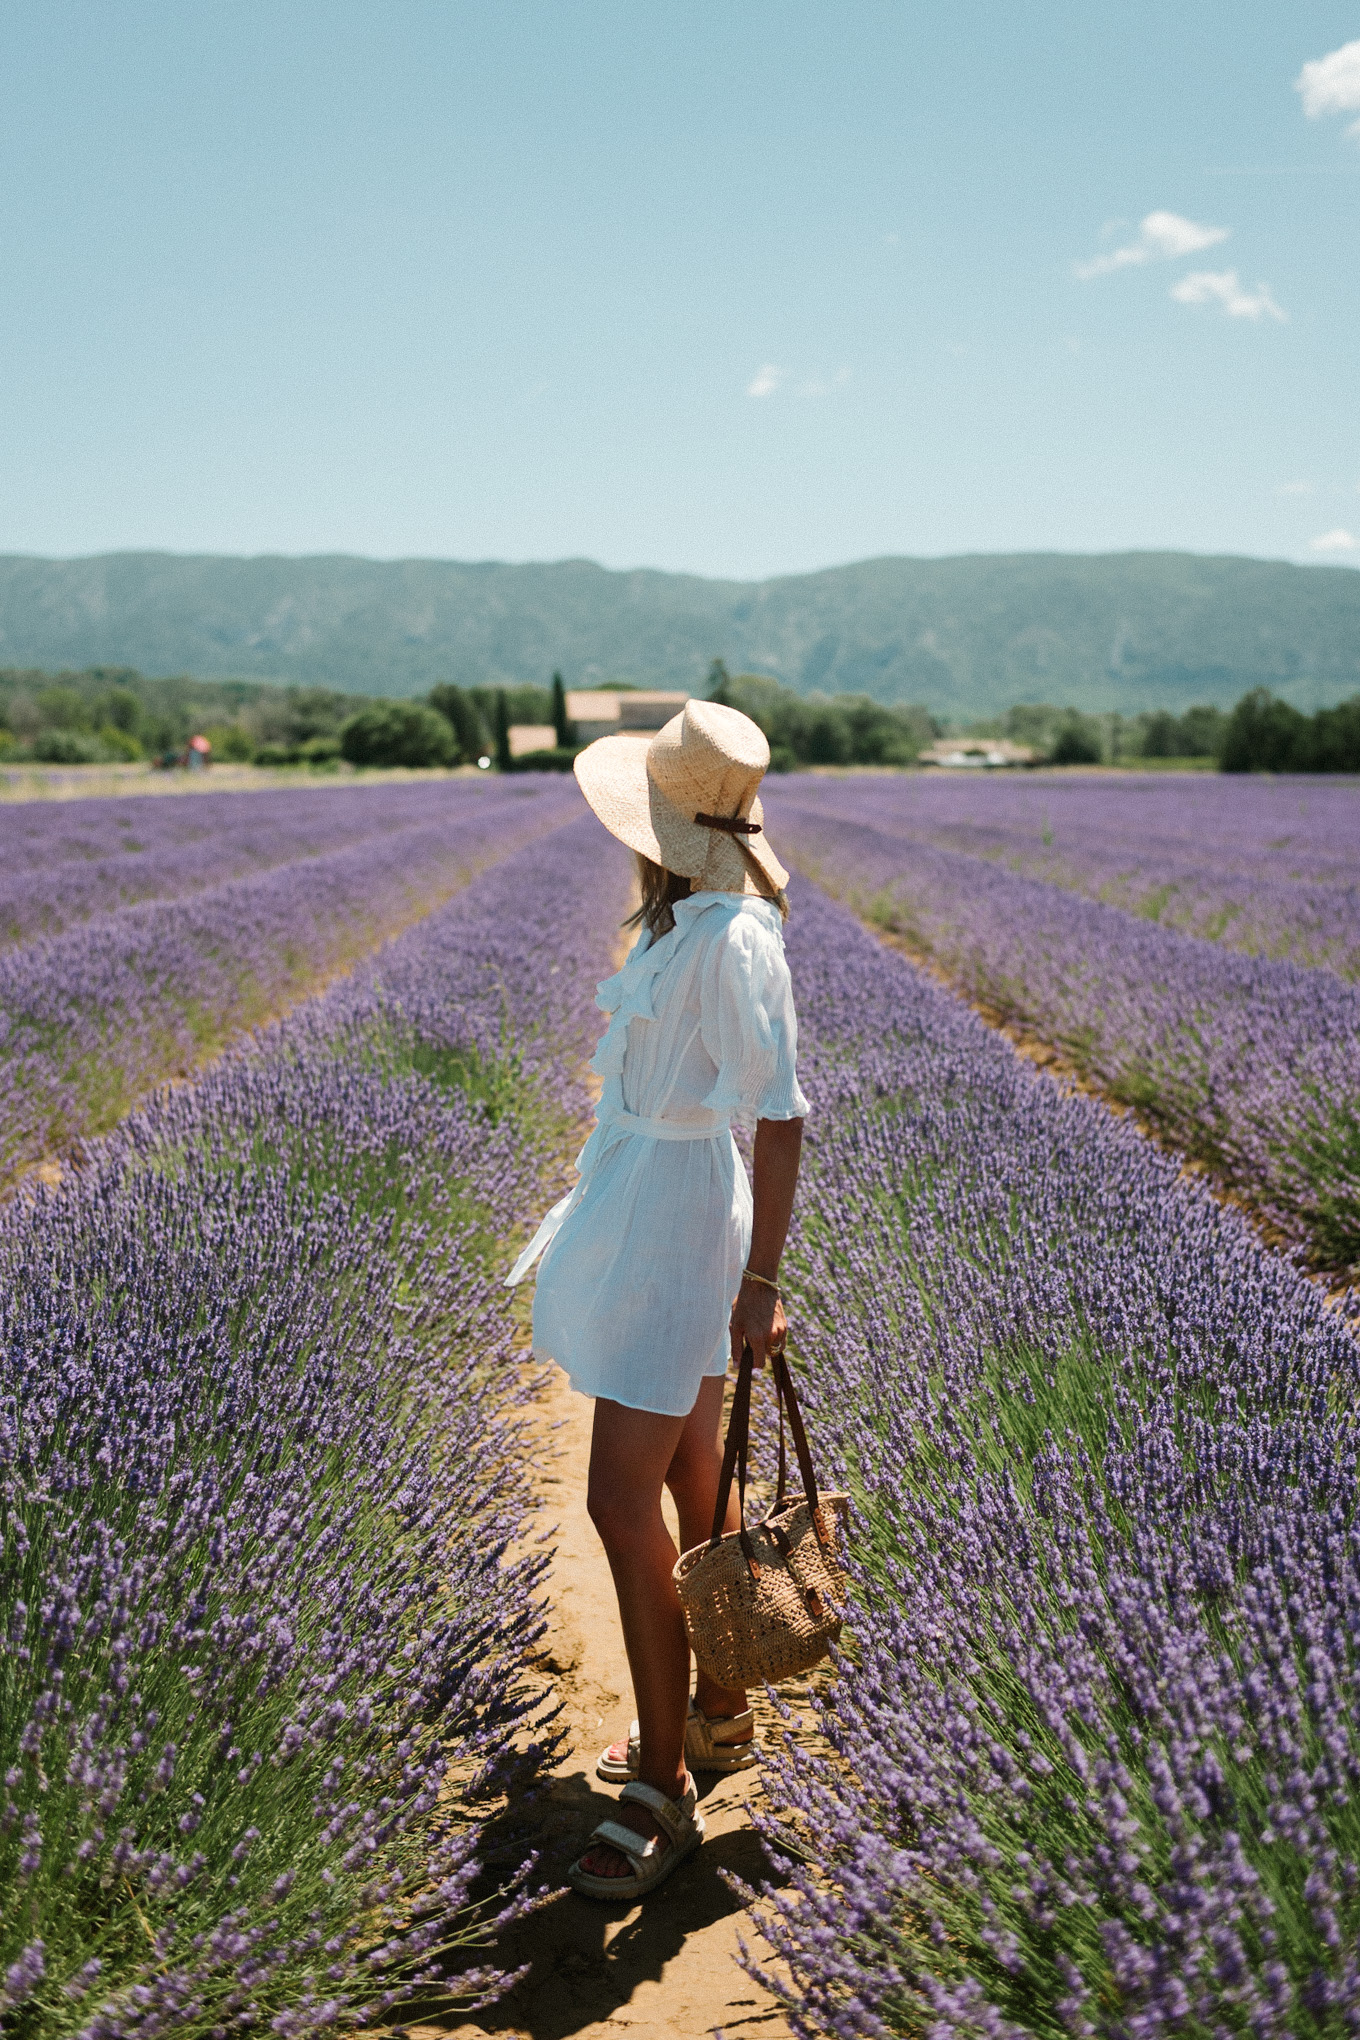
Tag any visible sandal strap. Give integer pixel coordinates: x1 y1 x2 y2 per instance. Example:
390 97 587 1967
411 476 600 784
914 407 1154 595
619 1776 694 1843
588 1817 661 1872
688 1704 755 1756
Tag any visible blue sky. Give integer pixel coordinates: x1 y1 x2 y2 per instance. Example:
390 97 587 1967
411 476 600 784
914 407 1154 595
0 1 1356 579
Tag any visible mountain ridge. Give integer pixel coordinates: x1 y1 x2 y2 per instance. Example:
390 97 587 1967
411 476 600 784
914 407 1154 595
0 548 1356 720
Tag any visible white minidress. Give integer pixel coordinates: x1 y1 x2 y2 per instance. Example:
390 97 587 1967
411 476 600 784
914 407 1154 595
528 1122 750 1417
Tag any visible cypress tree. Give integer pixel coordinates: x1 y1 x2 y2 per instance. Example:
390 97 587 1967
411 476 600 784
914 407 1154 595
551 671 571 749
494 689 512 773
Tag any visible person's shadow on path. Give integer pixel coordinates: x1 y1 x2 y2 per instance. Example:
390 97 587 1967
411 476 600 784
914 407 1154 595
422 1764 791 2038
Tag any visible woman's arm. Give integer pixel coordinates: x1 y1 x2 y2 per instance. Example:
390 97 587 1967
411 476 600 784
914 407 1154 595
729 1116 804 1368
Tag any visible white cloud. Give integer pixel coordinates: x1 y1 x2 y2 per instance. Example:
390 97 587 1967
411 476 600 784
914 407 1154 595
1279 480 1314 496
1169 269 1287 321
746 363 784 398
1310 527 1359 553
1075 209 1229 279
1295 39 1360 135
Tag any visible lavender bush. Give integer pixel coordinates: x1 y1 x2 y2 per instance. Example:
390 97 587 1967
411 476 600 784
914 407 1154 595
771 774 1360 979
0 777 581 1181
738 879 1360 2038
0 817 631 2037
767 795 1360 1269
0 782 522 948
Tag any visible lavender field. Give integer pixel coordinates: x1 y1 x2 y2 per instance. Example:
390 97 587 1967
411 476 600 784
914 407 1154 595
772 773 1360 979
745 878 1360 2037
0 813 632 2035
0 775 580 1183
4 770 1360 2035
0 781 528 947
766 778 1360 1272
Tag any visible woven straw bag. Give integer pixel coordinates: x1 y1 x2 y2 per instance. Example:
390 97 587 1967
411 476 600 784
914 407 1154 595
674 1343 849 1690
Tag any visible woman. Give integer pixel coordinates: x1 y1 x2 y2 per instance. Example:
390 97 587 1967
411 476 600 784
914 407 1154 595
508 698 807 1902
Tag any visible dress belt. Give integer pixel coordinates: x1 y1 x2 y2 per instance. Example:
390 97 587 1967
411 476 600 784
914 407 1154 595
506 1106 732 1285
609 1106 731 1142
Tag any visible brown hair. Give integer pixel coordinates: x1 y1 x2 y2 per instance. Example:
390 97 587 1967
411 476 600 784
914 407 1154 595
625 851 788 939
627 856 693 938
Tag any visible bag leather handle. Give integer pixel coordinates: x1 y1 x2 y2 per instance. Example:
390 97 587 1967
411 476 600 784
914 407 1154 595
768 1349 823 1528
708 1338 831 1567
709 1342 757 1565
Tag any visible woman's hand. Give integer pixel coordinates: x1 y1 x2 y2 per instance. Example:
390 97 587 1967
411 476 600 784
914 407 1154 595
730 1275 787 1370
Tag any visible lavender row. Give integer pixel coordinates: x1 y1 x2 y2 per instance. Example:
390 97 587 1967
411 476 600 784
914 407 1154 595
766 795 1360 1270
0 815 631 2037
774 773 1360 978
741 877 1360 2037
0 777 583 1181
0 780 523 947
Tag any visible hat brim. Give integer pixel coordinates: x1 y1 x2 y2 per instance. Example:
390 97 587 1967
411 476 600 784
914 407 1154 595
573 732 788 893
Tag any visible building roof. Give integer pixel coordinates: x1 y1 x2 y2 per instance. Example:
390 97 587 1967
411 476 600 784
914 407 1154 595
507 723 558 759
566 689 691 733
917 738 1037 769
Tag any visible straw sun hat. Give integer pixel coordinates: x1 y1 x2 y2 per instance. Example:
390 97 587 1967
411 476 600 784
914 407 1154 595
574 699 789 897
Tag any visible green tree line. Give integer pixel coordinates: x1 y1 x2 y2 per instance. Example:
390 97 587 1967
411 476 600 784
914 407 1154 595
3 663 1358 776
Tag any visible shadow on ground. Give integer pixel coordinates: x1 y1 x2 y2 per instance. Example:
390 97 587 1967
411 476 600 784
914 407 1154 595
422 1758 792 2039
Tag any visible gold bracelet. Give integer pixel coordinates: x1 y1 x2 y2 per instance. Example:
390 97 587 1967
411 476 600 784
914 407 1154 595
742 1265 781 1295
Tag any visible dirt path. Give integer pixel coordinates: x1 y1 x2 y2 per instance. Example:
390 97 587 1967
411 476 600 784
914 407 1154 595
428 1367 796 2040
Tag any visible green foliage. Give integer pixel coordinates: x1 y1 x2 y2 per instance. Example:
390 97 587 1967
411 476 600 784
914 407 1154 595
31 729 105 764
95 724 143 761
1300 695 1360 772
338 702 456 769
200 721 255 762
297 733 341 766
0 666 384 769
510 746 579 773
1221 689 1360 773
1139 703 1225 758
552 670 572 747
97 685 141 734
427 683 490 762
1050 724 1103 766
707 665 938 770
470 683 554 727
963 701 1225 767
35 685 92 732
494 690 512 773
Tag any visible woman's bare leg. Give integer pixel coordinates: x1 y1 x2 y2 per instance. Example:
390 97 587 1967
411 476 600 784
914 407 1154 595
581 1397 689 1878
594 1376 751 1775
664 1375 749 1723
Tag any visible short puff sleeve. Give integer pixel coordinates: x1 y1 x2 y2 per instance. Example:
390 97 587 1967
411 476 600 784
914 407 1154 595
697 904 809 1129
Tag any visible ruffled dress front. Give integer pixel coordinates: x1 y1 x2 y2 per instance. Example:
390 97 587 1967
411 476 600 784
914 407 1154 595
508 891 808 1417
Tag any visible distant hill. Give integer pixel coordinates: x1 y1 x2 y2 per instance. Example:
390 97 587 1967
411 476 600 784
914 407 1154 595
0 549 1356 720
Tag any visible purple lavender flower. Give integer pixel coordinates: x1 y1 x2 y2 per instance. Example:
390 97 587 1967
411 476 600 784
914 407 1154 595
0 813 632 2035
736 875 1360 2037
765 783 1360 1269
768 771 1360 979
0 775 582 1179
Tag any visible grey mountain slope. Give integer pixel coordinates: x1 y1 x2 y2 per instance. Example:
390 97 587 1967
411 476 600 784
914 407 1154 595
0 549 1356 719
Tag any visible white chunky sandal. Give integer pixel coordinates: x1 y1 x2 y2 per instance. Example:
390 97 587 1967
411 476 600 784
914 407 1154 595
596 1701 759 1783
568 1773 705 1901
